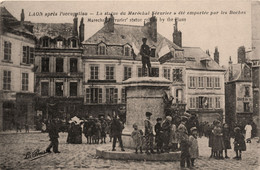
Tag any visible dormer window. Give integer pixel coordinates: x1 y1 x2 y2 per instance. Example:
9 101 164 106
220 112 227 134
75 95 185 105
124 45 131 56
98 43 106 55
42 37 49 47
71 39 77 48
56 39 63 48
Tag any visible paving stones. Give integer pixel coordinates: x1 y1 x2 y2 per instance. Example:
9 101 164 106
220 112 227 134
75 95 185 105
0 133 259 169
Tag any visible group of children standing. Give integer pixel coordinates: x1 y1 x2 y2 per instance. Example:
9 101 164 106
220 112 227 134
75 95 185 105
208 120 246 160
131 112 199 168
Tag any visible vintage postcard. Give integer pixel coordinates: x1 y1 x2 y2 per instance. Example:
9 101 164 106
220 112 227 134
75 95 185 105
0 0 259 169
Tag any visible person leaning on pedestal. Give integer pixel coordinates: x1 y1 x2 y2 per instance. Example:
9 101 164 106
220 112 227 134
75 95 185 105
111 115 125 151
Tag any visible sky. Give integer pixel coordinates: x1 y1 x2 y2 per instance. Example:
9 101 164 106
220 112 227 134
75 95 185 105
1 1 252 67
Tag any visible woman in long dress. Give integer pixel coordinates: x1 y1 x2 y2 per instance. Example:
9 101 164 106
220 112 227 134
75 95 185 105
244 122 252 143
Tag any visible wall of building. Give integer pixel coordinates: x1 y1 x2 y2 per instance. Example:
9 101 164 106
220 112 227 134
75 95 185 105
235 82 253 113
185 69 225 123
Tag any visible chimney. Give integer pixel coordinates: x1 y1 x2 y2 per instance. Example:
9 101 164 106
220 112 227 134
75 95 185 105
172 18 182 47
148 15 157 42
73 14 78 36
214 47 219 64
79 17 84 42
228 56 233 81
20 9 25 26
238 46 246 63
107 14 114 32
206 50 210 56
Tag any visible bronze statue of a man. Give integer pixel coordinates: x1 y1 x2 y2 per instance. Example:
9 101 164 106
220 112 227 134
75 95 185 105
140 38 151 77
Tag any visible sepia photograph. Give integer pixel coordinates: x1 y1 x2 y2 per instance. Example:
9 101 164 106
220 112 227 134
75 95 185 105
0 0 259 169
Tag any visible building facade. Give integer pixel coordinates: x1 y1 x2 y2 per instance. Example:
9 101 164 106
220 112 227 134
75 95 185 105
225 60 253 127
33 16 85 121
183 47 225 123
0 7 36 131
82 15 186 118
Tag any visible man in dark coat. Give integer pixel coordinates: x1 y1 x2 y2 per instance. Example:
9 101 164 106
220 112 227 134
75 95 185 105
46 119 60 153
111 116 125 151
155 118 163 153
140 38 151 77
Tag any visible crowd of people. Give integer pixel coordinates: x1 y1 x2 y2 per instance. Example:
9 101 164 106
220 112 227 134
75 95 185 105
43 112 255 168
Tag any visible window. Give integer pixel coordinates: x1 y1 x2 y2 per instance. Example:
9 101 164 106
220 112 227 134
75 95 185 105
42 38 49 47
41 82 49 96
189 97 196 108
56 58 63 72
198 96 204 108
71 39 77 48
124 67 132 80
206 77 213 88
189 76 196 88
138 67 147 77
215 97 220 108
244 102 250 112
163 68 171 80
90 66 99 80
98 44 106 55
198 77 204 88
122 88 126 103
3 70 11 90
56 40 63 48
106 88 118 104
151 68 159 77
86 88 102 104
215 77 220 88
208 97 213 108
106 66 114 80
70 82 77 96
4 41 11 61
173 69 183 82
245 86 250 97
176 89 183 103
41 57 49 72
70 58 78 72
124 46 131 56
22 46 34 64
22 73 29 91
55 82 63 96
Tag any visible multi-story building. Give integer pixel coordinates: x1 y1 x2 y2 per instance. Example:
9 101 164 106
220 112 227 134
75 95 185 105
183 46 226 123
0 7 36 131
33 15 85 120
225 56 253 126
82 15 186 117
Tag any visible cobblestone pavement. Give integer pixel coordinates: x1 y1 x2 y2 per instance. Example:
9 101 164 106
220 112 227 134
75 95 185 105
0 132 259 170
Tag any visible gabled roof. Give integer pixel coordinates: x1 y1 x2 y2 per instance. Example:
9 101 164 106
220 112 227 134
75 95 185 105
183 47 225 71
1 7 34 38
84 23 182 51
32 23 74 39
228 63 252 82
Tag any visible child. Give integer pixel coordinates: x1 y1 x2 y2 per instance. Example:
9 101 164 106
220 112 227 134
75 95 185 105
233 127 246 160
131 123 143 153
189 127 199 167
155 118 163 153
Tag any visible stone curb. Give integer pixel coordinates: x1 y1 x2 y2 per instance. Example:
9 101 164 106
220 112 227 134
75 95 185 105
96 145 181 161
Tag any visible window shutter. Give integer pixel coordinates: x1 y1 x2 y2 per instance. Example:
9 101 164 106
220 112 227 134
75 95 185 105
196 97 199 108
86 88 90 103
98 88 102 103
106 88 109 103
114 88 118 103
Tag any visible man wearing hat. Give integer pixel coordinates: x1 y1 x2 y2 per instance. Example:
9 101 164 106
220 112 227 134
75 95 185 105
155 117 163 153
144 112 155 154
178 116 191 168
140 38 151 77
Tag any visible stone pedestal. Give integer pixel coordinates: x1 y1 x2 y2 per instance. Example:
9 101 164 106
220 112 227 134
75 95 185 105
122 77 171 148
